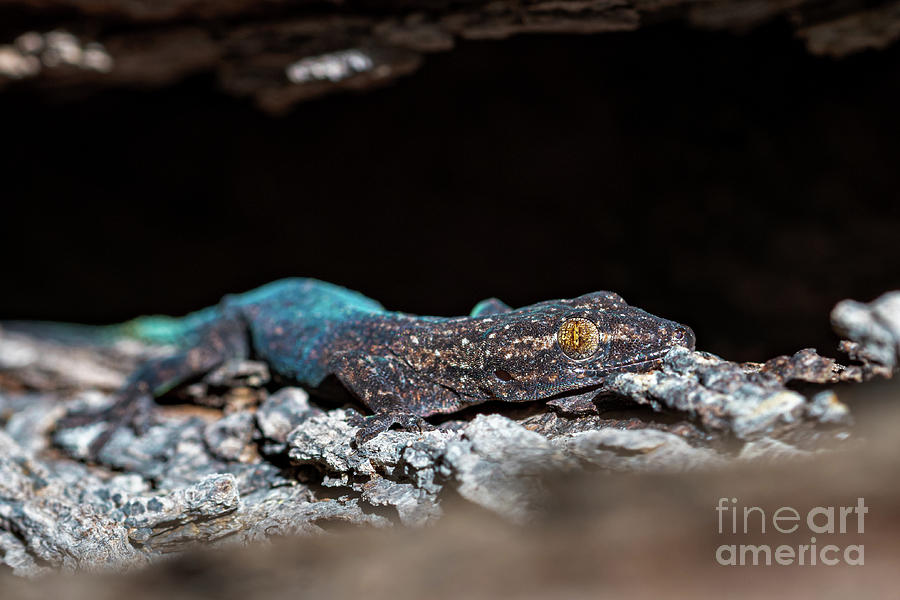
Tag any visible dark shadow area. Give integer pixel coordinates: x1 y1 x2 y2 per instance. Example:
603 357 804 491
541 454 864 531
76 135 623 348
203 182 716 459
3 21 900 361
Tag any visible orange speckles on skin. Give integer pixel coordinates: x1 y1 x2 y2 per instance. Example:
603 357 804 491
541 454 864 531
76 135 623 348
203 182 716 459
557 318 601 360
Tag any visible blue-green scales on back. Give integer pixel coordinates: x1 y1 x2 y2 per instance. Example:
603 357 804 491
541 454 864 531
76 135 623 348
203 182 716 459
43 277 695 458
231 279 386 383
127 279 388 384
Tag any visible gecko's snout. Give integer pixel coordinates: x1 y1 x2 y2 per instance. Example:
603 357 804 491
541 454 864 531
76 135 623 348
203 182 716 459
672 325 696 350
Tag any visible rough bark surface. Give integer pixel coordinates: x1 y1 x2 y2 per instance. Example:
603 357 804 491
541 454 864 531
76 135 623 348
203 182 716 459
1 0 899 111
0 291 897 575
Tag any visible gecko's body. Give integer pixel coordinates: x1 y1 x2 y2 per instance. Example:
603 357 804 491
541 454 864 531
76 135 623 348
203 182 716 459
54 278 695 453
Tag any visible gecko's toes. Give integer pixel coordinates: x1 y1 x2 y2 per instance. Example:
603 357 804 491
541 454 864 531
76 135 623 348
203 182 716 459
352 412 434 446
53 393 156 462
353 425 383 447
55 410 105 431
344 407 368 429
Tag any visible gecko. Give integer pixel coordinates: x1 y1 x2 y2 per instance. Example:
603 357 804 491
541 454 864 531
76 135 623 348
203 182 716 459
50 278 695 457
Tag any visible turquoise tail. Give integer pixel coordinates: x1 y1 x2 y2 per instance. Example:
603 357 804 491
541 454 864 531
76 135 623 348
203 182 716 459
118 306 219 346
2 306 218 348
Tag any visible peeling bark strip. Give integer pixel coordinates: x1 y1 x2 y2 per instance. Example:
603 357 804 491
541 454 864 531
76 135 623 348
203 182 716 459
1 0 899 110
0 292 896 575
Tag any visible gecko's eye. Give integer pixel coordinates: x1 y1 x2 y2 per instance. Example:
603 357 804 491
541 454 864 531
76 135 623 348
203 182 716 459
557 317 601 360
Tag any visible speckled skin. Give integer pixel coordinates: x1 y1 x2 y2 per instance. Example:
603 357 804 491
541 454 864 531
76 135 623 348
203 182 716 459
61 278 695 450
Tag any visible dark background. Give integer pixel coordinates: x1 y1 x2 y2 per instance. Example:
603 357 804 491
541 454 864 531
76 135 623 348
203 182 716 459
3 21 899 361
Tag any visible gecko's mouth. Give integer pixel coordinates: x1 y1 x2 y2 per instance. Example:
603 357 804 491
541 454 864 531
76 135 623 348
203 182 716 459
572 349 674 378
548 353 673 403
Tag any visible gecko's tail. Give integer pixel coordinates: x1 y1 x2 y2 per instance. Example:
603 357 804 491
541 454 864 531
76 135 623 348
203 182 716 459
0 320 135 346
1 307 218 348
116 315 198 346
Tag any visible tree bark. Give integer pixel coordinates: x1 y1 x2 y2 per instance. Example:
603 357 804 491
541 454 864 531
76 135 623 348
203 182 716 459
1 0 899 111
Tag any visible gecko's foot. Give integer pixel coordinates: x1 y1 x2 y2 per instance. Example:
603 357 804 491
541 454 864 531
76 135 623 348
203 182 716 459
54 391 156 461
352 412 435 446
546 391 602 417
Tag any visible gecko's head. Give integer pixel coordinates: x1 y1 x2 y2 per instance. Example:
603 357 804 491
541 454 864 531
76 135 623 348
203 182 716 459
478 292 695 401
554 291 695 375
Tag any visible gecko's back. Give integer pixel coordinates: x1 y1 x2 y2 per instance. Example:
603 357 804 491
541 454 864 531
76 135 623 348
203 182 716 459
4 279 389 386
228 278 385 319
224 278 388 383
122 278 383 343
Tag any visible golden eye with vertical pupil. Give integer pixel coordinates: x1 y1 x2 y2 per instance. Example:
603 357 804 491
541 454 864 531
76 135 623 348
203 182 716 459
557 317 601 360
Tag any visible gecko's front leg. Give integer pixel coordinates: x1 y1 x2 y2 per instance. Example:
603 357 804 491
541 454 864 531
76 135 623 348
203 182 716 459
328 351 467 445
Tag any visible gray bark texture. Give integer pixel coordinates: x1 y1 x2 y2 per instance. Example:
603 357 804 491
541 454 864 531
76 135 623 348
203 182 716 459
0 291 897 575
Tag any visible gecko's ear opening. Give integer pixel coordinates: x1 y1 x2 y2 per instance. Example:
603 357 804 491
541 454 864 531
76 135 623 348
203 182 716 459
494 369 514 381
